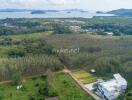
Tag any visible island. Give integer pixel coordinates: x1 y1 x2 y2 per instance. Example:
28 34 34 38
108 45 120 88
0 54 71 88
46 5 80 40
107 9 132 17
31 10 46 14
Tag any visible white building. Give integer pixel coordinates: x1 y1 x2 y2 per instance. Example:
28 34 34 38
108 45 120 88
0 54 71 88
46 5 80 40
97 73 127 100
105 32 114 35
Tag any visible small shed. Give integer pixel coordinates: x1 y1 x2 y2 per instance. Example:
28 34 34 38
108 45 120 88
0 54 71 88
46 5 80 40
90 69 96 73
105 32 114 35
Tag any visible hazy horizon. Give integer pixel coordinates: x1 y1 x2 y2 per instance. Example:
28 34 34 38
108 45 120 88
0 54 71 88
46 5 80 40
0 0 132 11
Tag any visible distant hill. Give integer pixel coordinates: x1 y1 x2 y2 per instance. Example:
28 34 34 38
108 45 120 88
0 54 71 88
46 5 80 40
0 9 59 13
31 10 59 14
96 11 105 14
31 10 46 14
0 9 31 12
107 9 132 16
63 9 88 12
0 8 88 13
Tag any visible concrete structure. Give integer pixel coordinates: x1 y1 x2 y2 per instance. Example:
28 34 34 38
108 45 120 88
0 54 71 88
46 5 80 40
85 82 97 91
97 73 127 100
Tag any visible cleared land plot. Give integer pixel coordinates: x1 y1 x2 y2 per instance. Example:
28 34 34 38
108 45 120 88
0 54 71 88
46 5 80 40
53 72 93 100
72 70 97 84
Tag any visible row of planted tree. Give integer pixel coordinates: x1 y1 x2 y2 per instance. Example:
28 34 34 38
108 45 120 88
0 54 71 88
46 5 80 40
0 55 63 81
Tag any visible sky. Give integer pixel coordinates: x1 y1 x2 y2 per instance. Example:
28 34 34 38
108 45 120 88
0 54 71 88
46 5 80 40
0 0 132 11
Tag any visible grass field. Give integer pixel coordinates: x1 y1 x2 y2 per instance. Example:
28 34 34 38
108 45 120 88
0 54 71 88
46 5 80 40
0 75 48 100
72 70 97 84
0 72 93 100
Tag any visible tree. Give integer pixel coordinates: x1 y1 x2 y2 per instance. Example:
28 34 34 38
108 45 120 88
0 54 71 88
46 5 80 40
11 68 22 85
53 24 72 34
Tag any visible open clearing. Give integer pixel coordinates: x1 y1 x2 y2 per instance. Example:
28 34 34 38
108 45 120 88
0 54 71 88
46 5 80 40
72 70 97 84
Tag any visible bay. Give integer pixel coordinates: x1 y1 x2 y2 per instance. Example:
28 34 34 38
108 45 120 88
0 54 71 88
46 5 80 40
0 11 114 19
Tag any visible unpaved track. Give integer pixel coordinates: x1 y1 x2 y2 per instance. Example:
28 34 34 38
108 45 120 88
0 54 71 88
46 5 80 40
63 68 102 100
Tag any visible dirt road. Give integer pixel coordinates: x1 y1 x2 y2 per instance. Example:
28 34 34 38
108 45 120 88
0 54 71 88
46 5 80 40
63 68 102 100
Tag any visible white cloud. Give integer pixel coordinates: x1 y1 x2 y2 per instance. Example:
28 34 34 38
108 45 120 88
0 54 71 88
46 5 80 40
48 0 80 5
78 0 132 11
0 0 80 8
0 0 132 10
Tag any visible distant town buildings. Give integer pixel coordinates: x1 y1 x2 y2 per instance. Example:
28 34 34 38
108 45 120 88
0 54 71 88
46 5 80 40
70 26 89 32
